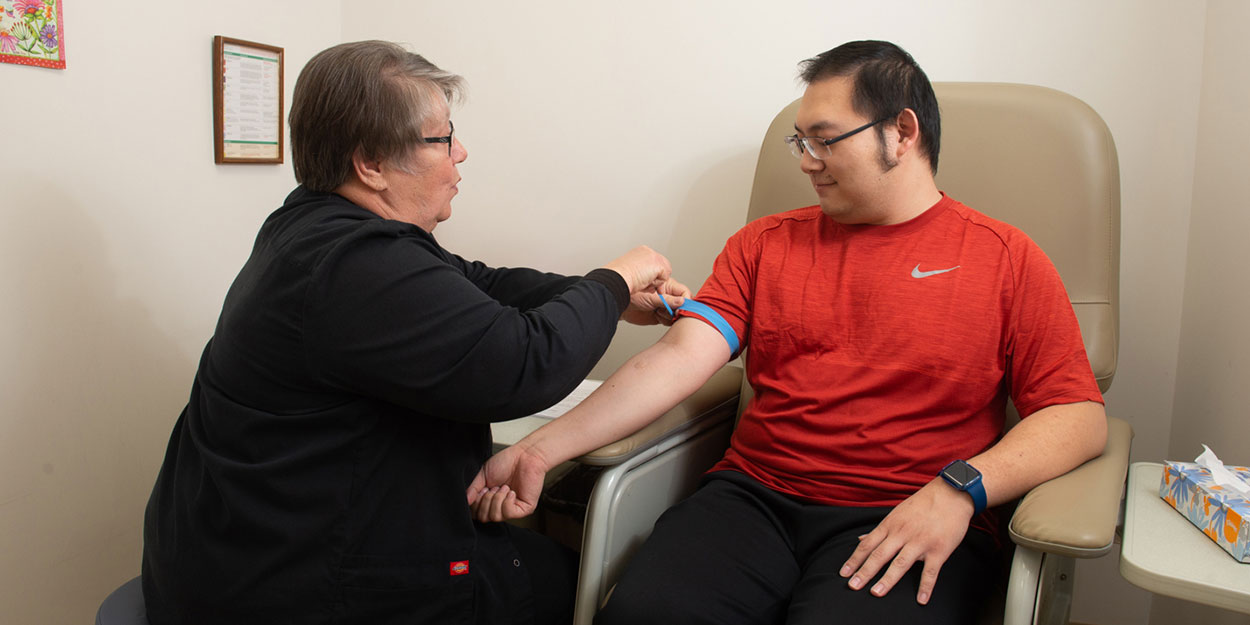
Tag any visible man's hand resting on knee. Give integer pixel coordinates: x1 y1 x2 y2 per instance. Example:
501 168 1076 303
839 479 975 605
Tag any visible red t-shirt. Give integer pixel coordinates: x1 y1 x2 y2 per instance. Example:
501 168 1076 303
681 194 1103 507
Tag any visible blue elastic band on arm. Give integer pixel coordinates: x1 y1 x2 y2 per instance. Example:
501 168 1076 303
676 299 740 355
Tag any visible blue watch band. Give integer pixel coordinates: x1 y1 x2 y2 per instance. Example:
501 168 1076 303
965 475 987 515
675 299 740 355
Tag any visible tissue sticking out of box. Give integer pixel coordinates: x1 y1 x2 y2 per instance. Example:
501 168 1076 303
1195 444 1250 497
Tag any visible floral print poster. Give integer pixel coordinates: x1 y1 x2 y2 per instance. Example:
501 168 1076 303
0 0 64 69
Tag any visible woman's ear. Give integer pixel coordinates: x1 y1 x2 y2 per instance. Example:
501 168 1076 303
350 148 389 192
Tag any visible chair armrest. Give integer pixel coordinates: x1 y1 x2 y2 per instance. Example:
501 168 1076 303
576 366 742 466
1008 416 1133 558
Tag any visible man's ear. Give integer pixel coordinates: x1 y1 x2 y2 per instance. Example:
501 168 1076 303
351 148 389 192
893 108 923 160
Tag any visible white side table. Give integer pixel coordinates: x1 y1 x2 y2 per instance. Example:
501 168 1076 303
1119 462 1250 614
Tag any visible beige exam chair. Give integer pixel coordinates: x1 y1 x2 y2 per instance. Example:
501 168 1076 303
567 82 1133 625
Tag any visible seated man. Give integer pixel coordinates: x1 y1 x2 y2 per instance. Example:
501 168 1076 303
469 40 1107 624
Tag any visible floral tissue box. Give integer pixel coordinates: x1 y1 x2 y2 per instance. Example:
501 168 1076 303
1159 461 1250 562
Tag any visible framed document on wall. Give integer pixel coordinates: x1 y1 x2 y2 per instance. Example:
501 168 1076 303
213 36 284 164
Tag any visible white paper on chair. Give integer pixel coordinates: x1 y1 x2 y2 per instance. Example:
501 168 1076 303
532 379 603 419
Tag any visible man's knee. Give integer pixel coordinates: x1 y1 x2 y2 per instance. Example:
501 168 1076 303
596 581 789 625
595 587 693 625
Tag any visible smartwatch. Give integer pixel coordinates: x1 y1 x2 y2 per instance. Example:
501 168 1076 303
940 460 987 515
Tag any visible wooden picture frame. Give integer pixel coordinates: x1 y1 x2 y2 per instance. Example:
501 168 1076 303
213 36 284 164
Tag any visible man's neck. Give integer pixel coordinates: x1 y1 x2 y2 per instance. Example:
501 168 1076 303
839 170 942 226
875 176 943 225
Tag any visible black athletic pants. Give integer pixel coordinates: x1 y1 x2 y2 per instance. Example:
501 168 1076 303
596 471 1000 625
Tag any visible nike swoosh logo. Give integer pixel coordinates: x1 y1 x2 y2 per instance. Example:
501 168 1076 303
911 264 960 278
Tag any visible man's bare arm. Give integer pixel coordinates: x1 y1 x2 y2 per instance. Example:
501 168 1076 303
971 400 1108 505
468 318 732 520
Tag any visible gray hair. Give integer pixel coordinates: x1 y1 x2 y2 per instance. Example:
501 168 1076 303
290 40 465 191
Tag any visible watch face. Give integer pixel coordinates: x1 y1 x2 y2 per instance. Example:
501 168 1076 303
943 461 979 486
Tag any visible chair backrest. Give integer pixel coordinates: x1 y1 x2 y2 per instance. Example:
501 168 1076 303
740 82 1120 412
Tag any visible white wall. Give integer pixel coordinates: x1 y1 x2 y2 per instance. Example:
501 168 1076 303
1172 0 1250 479
0 3 341 623
345 2 1205 622
1157 1 1250 623
2 1 1239 623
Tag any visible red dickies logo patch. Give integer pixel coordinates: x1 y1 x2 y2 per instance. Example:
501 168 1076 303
450 560 470 576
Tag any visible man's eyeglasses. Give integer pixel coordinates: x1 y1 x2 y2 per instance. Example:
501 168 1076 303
784 116 890 160
422 120 455 156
